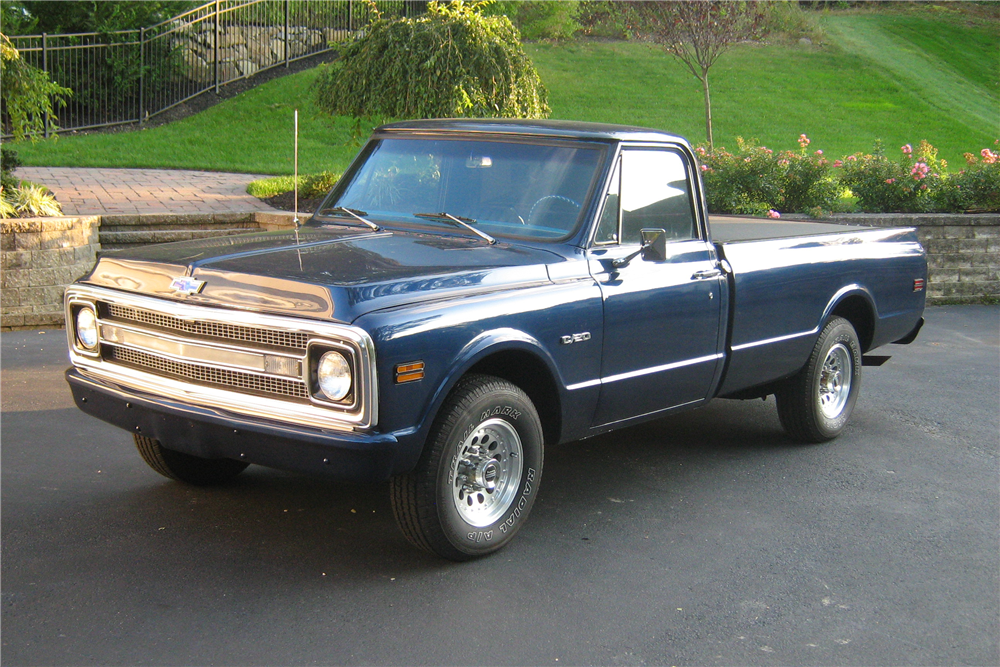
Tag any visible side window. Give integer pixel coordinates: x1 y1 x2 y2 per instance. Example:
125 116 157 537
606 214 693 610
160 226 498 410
594 159 620 244
619 150 697 245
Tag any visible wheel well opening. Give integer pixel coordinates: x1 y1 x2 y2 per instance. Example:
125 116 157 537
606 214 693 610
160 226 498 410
832 296 875 352
468 351 562 445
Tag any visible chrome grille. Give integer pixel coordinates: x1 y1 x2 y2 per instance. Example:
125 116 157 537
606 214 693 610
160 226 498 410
105 303 310 350
109 346 309 400
67 284 377 431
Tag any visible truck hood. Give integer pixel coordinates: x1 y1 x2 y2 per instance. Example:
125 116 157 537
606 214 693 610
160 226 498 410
81 227 570 323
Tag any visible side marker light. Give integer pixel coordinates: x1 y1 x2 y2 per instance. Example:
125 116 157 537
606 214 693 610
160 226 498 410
395 361 425 384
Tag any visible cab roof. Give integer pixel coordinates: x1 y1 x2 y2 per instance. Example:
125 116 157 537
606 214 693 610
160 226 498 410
378 118 690 146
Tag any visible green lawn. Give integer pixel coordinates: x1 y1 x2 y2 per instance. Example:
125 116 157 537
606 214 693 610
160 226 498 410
533 9 997 163
12 67 366 176
11 7 998 175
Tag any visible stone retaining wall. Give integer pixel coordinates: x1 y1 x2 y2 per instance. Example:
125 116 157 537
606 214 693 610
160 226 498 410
1 216 100 329
173 25 349 81
823 213 999 303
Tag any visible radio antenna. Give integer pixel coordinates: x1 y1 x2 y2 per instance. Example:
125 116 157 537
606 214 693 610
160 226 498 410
293 108 299 229
293 109 302 270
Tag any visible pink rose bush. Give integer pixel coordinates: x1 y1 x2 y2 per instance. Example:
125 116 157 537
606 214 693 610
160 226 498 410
911 162 930 180
696 135 999 216
696 135 838 217
837 140 945 213
939 146 1000 212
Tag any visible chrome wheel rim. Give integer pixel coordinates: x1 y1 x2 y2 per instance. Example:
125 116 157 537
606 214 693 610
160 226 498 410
450 418 523 527
819 343 852 419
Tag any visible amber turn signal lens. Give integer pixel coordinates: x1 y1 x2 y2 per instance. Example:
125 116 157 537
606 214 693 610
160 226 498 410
395 361 424 384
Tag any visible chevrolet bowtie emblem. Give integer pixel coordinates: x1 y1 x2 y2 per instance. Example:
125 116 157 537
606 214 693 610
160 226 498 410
170 276 206 295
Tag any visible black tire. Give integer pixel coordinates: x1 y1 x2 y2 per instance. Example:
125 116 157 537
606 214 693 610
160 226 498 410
134 434 248 485
776 317 863 443
390 374 544 561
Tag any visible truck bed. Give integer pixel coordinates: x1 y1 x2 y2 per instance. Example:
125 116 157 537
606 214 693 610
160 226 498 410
709 215 870 243
709 217 926 398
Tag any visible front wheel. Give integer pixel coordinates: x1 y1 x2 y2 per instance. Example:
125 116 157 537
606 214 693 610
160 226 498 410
390 375 544 560
776 317 862 443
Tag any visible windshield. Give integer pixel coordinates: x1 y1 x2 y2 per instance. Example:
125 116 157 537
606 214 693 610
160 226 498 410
315 137 606 241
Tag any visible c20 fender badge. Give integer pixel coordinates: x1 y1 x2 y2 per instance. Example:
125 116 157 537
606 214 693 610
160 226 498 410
560 332 591 345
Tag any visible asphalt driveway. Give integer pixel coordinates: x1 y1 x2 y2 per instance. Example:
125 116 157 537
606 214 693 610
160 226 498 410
2 305 997 666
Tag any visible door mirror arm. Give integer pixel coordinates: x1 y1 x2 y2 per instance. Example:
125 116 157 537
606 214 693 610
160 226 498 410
611 228 667 268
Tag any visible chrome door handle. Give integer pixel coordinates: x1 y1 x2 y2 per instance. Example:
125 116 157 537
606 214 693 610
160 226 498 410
692 268 723 280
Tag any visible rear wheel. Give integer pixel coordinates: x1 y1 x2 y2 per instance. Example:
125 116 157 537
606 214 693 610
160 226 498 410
776 317 862 443
134 434 248 485
390 375 544 560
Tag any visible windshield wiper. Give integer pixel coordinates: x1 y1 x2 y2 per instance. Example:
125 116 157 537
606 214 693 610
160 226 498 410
414 212 496 245
326 206 381 232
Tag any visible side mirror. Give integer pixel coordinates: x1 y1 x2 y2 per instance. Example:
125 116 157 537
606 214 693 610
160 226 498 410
611 228 668 268
640 228 667 262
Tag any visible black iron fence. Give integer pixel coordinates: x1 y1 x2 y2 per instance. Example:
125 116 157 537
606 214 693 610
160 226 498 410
2 0 423 138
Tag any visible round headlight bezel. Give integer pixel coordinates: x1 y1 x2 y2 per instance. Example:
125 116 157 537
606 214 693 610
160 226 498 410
75 305 99 351
315 349 353 403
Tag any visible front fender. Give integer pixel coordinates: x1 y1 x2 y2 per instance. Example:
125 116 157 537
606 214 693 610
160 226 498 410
417 327 565 438
354 278 603 471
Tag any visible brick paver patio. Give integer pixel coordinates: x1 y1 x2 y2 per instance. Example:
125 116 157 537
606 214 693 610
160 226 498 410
15 167 280 216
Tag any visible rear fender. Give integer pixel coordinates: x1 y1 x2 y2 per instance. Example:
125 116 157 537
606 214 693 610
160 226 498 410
820 284 878 352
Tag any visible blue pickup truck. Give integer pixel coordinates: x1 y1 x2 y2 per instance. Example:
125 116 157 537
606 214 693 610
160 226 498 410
65 120 926 559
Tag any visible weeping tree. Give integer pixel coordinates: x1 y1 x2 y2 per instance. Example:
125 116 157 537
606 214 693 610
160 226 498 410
314 0 549 120
1 32 71 140
623 1 770 146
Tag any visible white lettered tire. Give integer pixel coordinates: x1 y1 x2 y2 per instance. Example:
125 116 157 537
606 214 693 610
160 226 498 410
390 374 544 560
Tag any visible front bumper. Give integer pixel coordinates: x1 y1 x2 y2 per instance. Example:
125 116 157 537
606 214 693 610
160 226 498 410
67 369 418 482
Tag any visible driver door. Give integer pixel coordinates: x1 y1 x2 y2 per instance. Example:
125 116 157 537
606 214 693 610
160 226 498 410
589 148 726 427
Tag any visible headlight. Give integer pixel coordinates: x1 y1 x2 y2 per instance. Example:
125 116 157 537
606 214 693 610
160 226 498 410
316 350 352 401
76 306 99 351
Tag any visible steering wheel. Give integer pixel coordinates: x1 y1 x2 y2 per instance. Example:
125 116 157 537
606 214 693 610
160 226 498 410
527 195 581 224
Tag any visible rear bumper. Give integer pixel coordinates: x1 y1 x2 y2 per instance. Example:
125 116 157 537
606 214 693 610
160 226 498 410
67 369 419 482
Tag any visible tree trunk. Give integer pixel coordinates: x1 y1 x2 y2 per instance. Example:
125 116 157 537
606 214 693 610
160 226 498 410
702 70 713 147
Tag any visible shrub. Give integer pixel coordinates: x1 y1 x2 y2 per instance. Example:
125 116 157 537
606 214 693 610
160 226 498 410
0 182 62 218
247 175 296 199
1 145 21 192
1 33 72 140
313 0 549 120
247 172 342 200
696 135 839 215
300 171 341 199
512 1 580 41
777 135 841 213
934 147 1000 212
697 138 782 216
576 1 630 39
0 144 62 219
762 1 824 43
0 188 16 218
838 140 944 213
